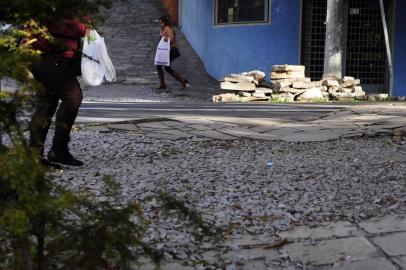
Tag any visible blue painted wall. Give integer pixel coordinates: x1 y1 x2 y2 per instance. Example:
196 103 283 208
393 0 406 96
179 0 302 80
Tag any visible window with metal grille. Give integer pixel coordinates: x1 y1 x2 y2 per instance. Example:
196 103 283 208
215 0 270 25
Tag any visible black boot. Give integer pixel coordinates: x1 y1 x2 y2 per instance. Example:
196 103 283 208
47 145 83 167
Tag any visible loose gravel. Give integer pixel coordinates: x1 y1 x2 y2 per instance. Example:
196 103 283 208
57 130 406 235
4 128 406 267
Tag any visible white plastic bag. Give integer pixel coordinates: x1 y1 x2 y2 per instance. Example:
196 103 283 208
81 31 103 86
94 31 116 82
81 30 116 86
154 37 170 66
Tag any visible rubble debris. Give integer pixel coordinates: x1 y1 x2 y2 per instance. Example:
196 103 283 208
220 81 256 91
214 65 368 103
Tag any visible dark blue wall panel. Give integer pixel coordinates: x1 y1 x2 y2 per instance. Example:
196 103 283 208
393 0 406 96
179 0 302 80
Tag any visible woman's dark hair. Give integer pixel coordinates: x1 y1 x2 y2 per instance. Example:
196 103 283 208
159 16 172 27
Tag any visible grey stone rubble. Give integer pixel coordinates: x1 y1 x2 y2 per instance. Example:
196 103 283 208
214 65 367 103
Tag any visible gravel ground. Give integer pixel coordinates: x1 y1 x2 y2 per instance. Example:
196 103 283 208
3 128 406 267
49 130 406 257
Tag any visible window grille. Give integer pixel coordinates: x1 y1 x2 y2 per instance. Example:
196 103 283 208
215 0 269 25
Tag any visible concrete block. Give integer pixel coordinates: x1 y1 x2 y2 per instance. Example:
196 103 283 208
372 232 406 256
270 71 305 80
212 93 240 103
359 215 406 234
331 258 398 270
241 70 266 82
279 222 359 240
271 80 294 91
295 87 324 101
292 81 315 89
253 92 266 98
107 123 139 131
271 65 305 73
322 79 340 87
220 81 256 91
341 79 361 88
282 237 378 265
394 256 406 269
225 248 279 262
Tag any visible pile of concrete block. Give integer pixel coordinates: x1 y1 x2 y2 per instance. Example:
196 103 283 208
270 65 366 101
214 70 273 102
322 77 366 100
213 65 367 102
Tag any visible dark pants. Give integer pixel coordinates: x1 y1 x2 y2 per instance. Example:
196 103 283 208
29 54 83 154
156 47 180 74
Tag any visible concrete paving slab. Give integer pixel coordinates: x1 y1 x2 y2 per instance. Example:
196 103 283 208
264 127 301 136
217 126 257 137
372 232 406 256
145 133 188 140
249 126 278 133
158 129 194 139
224 234 277 248
359 215 406 234
330 258 398 270
107 123 139 131
225 248 280 262
318 124 359 129
209 122 239 129
137 122 174 129
160 121 189 128
189 130 236 140
189 124 212 131
394 256 406 269
279 222 359 240
281 131 342 142
282 237 378 265
248 132 280 141
84 125 112 132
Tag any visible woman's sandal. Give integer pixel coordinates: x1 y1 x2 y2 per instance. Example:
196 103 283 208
181 80 189 90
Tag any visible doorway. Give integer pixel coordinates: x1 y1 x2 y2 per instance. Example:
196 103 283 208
301 0 393 93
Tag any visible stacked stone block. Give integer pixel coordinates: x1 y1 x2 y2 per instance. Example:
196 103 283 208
213 65 367 102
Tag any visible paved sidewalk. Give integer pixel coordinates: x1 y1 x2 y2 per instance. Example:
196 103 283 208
133 215 406 269
86 103 406 143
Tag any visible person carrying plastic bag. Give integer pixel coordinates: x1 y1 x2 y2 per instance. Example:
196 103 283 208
154 36 170 66
154 16 188 90
81 29 116 86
